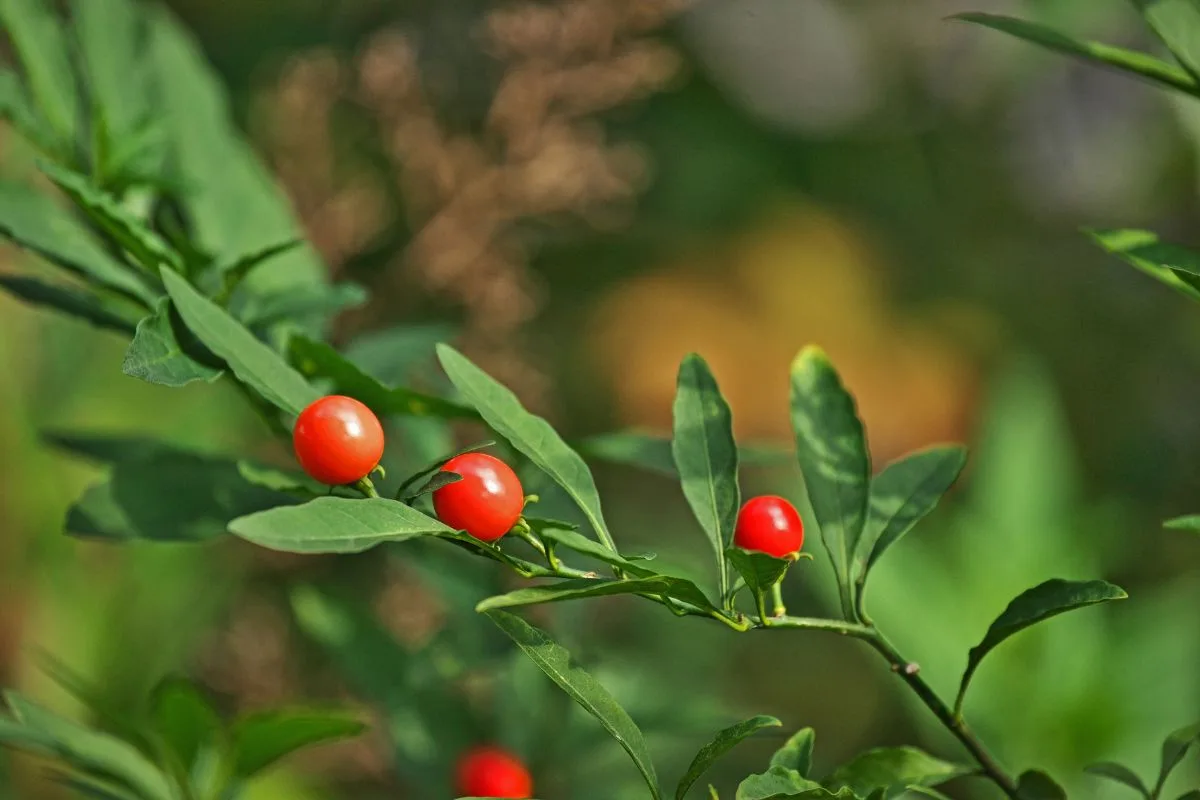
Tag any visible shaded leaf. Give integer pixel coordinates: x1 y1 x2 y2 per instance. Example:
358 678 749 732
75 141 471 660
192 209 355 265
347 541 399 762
676 715 781 800
401 471 462 503
214 239 300 292
858 445 967 585
161 267 318 415
73 0 153 161
38 161 183 274
532 521 657 575
824 747 970 797
1165 515 1200 531
789 346 869 612
1088 228 1200 303
672 354 740 602
121 299 223 387
956 579 1127 711
0 274 134 334
236 282 366 329
1158 722 1200 791
149 677 221 775
0 69 52 147
290 336 476 420
0 0 76 141
1016 770 1067 800
228 496 454 554
439 344 615 550
1083 762 1149 797
1132 0 1200 80
579 430 791 477
0 181 154 303
477 577 706 613
230 709 365 778
485 610 661 799
726 548 798 596
770 728 815 777
235 461 322 497
736 766 822 799
952 13 1199 95
344 323 455 387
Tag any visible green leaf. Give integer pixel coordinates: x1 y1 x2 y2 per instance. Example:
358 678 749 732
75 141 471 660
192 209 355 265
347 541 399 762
579 430 791 477
3 693 174 800
951 13 1199 96
1087 228 1200 303
235 461 322 497
290 336 476 420
62 445 298 543
736 766 822 799
51 773 141 800
344 323 454 387
237 282 366 330
148 7 324 291
956 579 1127 712
38 161 183 274
1165 515 1200 531
0 274 135 334
770 728 815 776
0 0 76 142
213 239 300 291
230 709 365 778
122 299 223 387
485 610 661 799
1132 0 1200 80
0 181 154 304
858 445 966 587
438 344 616 550
0 69 52 148
789 346 870 615
671 354 740 603
726 548 799 596
161 267 318 415
531 521 657 575
1158 722 1200 791
1083 762 1150 797
1177 792 1200 800
477 577 694 613
823 747 970 797
72 0 152 152
1016 770 1067 800
228 496 454 554
149 677 221 775
400 470 462 503
676 715 781 800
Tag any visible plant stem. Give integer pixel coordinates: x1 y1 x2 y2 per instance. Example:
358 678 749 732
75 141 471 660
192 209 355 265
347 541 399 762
351 477 379 498
754 587 772 627
770 581 786 617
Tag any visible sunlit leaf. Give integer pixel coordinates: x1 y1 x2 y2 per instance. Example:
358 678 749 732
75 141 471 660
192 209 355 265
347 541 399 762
229 496 454 554
823 747 970 797
770 728 815 776
1087 228 1200 304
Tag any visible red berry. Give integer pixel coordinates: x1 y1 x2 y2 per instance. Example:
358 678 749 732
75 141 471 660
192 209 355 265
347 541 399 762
292 395 385 486
455 745 533 799
433 453 524 542
733 495 804 558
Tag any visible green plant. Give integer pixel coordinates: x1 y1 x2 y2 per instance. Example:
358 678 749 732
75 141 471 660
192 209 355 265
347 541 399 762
0 0 1195 799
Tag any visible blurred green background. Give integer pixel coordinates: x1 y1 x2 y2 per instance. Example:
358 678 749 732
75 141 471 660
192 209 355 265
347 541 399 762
2 0 1200 798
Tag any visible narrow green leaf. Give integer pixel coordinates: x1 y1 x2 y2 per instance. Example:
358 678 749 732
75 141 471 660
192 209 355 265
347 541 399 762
770 728 815 776
956 579 1127 712
485 610 661 799
148 6 325 291
0 181 154 304
229 496 454 554
235 461 322 497
726 548 796 595
0 69 52 148
122 299 223 387
0 0 76 141
38 161 183 274
1087 228 1200 303
149 677 221 775
438 344 616 550
789 346 870 613
671 354 740 603
477 577 683 612
1132 0 1200 80
858 445 966 585
0 274 134 334
824 747 970 797
344 323 454 387
1165 515 1200 531
580 430 791 477
532 521 656 575
1177 791 1200 800
400 471 462 503
214 239 300 289
676 715 781 800
161 267 318 415
1016 770 1067 800
50 772 141 800
235 283 366 334
1083 762 1150 797
1158 722 1200 791
3 693 174 800
230 709 365 778
290 336 476 420
73 0 151 148
952 13 1199 96
736 766 823 799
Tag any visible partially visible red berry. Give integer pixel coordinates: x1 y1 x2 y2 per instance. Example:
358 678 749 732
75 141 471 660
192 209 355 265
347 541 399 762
433 453 524 542
455 745 533 799
292 395 385 486
733 495 805 558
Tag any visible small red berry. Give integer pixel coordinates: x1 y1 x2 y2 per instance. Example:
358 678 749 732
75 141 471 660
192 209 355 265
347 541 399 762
455 745 533 799
292 395 385 486
433 453 524 542
733 495 804 558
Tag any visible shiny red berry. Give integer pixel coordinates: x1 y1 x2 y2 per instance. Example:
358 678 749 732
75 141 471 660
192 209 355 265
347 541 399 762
432 453 524 542
455 745 533 799
733 495 805 558
292 395 385 486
